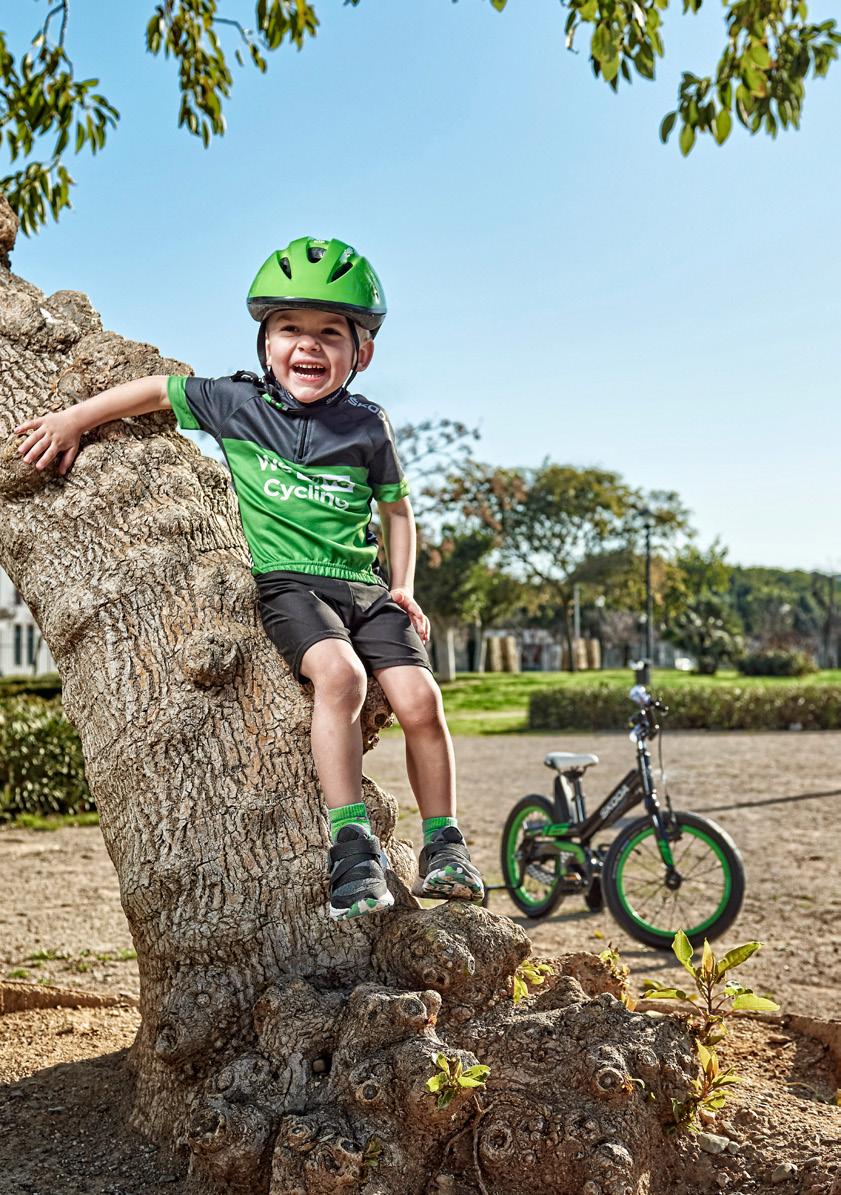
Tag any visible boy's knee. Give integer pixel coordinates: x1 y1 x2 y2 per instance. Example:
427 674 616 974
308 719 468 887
310 650 368 707
397 679 444 732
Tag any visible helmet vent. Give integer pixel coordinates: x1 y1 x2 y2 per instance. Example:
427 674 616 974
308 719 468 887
330 260 353 282
279 256 292 279
307 245 326 263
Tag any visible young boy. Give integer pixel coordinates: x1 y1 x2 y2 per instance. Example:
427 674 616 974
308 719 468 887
15 235 484 921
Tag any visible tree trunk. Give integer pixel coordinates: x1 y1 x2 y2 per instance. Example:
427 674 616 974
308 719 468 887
469 618 485 674
431 620 457 684
0 199 698 1195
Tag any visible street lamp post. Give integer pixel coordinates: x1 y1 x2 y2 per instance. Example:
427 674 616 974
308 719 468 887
640 508 654 665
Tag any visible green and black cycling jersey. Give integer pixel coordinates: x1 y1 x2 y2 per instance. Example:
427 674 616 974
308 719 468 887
167 372 409 584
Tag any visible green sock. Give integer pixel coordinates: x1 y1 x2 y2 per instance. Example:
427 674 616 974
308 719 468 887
329 802 371 842
423 815 458 845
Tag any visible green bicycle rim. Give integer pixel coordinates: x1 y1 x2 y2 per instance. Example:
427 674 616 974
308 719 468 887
614 824 732 939
505 803 559 910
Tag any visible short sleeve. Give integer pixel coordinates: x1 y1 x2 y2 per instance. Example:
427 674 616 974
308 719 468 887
369 411 410 503
166 375 246 440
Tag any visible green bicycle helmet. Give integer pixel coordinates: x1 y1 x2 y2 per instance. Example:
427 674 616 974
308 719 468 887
247 236 387 332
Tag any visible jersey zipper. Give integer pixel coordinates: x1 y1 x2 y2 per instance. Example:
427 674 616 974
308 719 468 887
295 415 311 462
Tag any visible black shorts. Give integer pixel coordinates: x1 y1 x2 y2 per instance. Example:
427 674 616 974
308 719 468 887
256 571 431 682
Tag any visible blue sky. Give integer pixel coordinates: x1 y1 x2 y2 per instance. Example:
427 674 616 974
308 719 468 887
5 1 840 571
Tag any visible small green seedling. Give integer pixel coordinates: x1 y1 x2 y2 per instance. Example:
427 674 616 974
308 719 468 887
425 1053 490 1109
511 960 554 1005
642 931 779 1132
642 931 779 1049
27 948 66 963
361 1137 383 1172
671 1040 742 1131
598 943 634 1009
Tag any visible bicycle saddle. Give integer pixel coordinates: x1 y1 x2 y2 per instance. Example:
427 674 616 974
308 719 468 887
544 752 599 773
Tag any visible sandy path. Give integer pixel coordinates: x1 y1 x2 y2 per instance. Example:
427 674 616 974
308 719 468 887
1 731 839 1016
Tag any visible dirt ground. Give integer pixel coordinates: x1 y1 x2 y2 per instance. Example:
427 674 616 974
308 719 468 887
1 730 840 1193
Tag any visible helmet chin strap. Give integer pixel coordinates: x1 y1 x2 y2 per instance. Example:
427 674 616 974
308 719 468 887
340 320 360 396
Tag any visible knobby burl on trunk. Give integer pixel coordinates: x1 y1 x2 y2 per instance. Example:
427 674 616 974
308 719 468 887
0 197 697 1195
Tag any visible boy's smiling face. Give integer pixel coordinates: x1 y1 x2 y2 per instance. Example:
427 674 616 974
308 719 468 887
264 308 373 402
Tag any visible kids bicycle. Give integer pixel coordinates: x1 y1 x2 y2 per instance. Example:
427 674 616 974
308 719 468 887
488 667 746 948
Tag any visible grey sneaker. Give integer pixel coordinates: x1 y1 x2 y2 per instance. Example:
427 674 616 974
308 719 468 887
413 826 485 903
328 824 395 921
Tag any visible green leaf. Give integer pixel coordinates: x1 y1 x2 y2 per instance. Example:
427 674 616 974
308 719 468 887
642 988 684 1001
426 1073 446 1092
731 993 780 1012
435 1053 450 1075
601 52 621 83
701 940 715 976
713 1070 741 1087
714 941 761 979
489 0 508 10
743 63 765 95
462 1065 490 1081
672 930 695 976
713 107 732 145
749 42 771 69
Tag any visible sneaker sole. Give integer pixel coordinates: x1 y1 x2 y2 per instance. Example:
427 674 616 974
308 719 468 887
412 873 485 903
329 889 395 921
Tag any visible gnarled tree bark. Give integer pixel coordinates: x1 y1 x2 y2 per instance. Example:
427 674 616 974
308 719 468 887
0 196 698 1195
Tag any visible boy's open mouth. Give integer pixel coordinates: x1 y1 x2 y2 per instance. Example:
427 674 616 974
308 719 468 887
291 362 328 381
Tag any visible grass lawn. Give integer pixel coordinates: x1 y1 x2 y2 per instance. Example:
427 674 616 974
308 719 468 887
434 669 841 736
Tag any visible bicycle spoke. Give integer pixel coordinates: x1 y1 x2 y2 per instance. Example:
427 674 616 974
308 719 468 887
680 854 724 882
627 853 664 878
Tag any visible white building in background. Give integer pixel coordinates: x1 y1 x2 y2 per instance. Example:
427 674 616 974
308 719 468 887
0 568 56 675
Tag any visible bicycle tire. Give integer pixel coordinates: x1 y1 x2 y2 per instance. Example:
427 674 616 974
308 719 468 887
500 795 566 919
603 810 745 949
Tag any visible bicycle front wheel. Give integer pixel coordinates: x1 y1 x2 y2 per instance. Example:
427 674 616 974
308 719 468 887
603 811 745 949
500 795 566 919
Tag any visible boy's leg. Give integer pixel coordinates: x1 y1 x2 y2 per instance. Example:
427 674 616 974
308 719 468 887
300 638 367 812
374 665 483 903
372 664 455 816
300 639 394 920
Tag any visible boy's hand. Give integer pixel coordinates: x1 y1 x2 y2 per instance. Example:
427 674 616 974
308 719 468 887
390 588 430 644
14 410 83 476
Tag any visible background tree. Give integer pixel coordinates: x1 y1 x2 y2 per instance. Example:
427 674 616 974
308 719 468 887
810 569 838 667
447 462 686 671
567 538 689 666
729 565 827 658
413 528 494 682
662 542 744 673
413 527 528 679
2 0 839 233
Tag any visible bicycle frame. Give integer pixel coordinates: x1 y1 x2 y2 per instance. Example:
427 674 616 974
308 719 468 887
509 697 678 892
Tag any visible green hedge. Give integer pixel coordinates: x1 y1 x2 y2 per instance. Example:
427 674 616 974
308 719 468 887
0 696 93 818
738 649 817 678
0 672 62 699
528 682 841 732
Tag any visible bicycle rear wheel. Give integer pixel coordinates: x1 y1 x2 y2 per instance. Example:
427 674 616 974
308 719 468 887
500 795 566 919
603 810 745 949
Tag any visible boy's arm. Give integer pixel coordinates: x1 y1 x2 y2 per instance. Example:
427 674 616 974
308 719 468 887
378 496 430 644
15 375 171 476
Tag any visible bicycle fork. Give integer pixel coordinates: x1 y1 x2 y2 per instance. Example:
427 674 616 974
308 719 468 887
637 740 678 875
